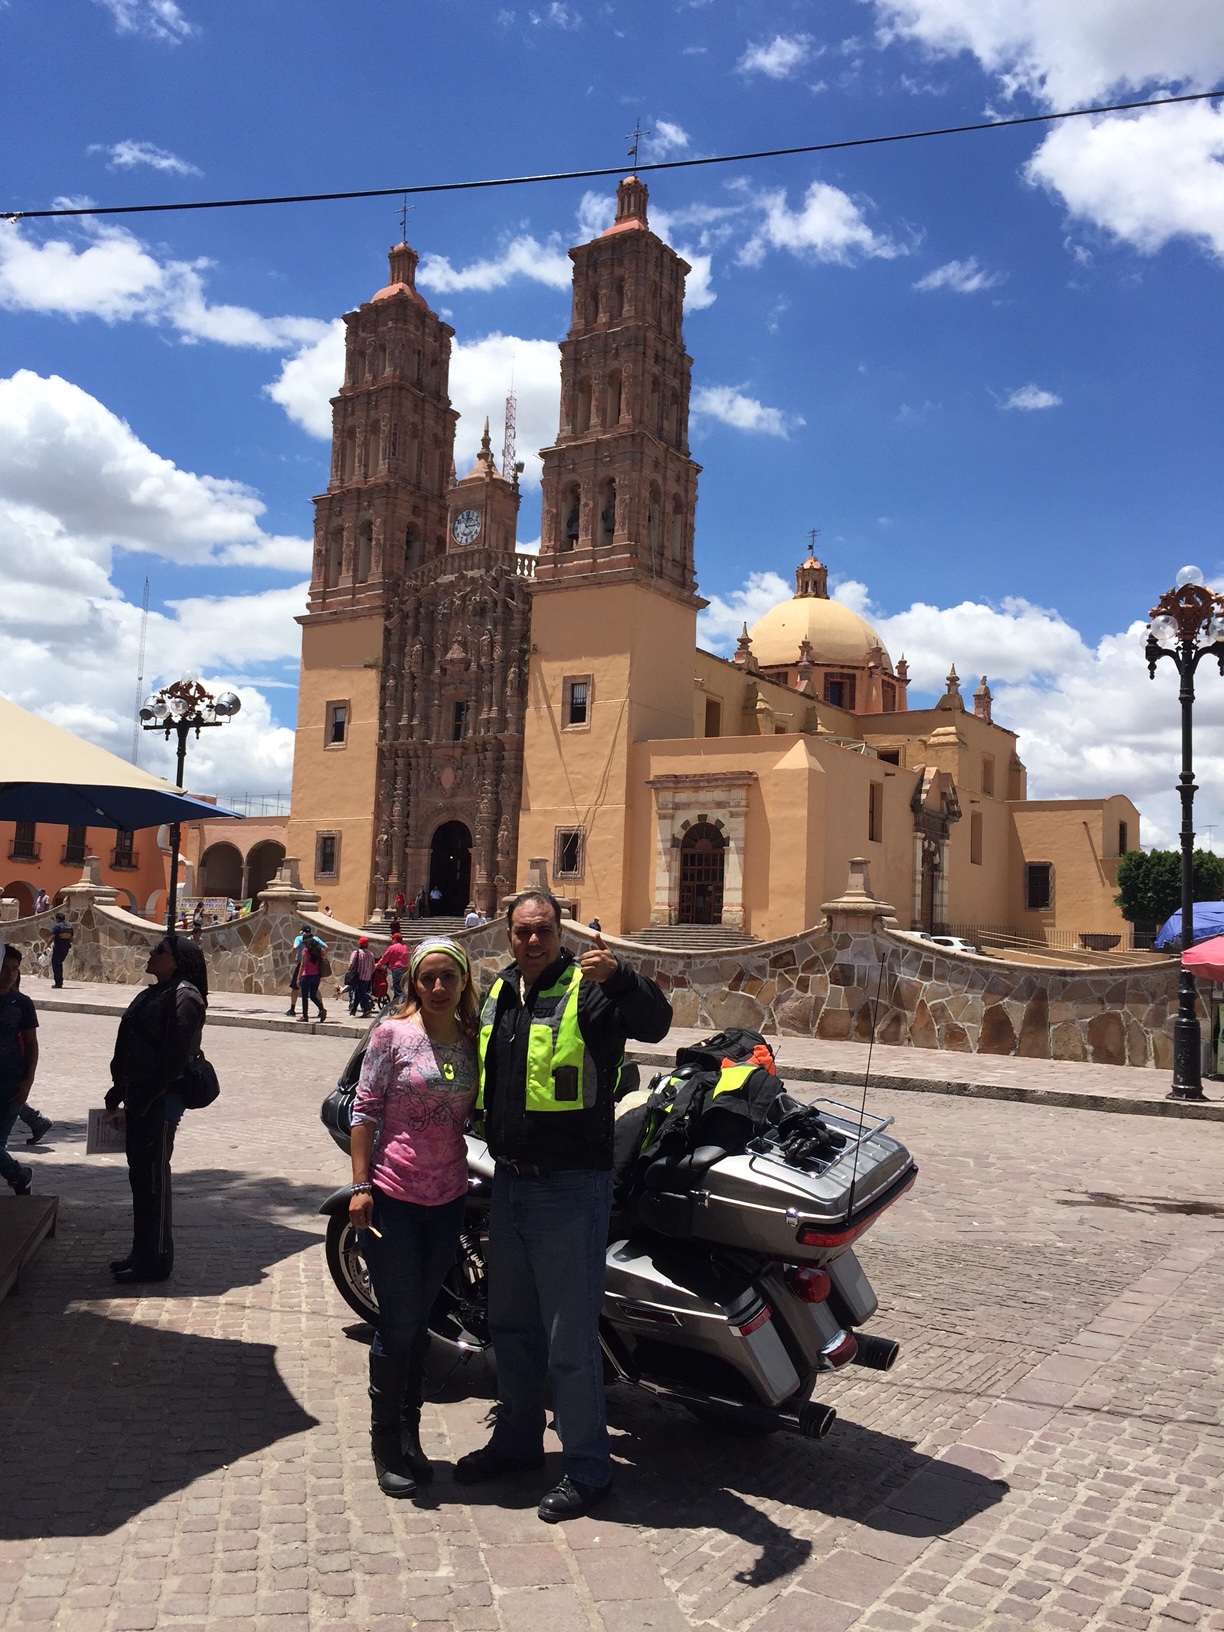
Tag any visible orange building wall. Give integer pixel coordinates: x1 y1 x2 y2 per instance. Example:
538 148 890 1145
0 821 168 918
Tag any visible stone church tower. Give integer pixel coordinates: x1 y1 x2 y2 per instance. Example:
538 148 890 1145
287 241 531 924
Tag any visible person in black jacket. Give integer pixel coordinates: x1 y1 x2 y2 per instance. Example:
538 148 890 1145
454 889 671 1521
105 935 207 1284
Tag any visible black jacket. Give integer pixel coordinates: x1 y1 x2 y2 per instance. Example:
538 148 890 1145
482 949 672 1172
107 980 205 1117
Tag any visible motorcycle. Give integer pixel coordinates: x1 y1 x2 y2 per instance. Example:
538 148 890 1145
319 1039 916 1440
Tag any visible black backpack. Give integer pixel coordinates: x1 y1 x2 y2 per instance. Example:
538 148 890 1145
636 1028 784 1169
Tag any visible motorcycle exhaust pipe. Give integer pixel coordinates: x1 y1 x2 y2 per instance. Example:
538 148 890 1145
850 1333 900 1372
797 1401 836 1440
626 1374 837 1440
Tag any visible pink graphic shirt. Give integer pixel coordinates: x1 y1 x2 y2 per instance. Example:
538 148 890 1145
351 1018 478 1207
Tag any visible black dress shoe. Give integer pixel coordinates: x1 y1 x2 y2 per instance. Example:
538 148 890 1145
453 1442 546 1485
538 1474 613 1523
109 1256 136 1274
111 1265 171 1285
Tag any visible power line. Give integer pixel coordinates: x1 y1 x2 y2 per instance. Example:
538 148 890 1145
3 89 1221 224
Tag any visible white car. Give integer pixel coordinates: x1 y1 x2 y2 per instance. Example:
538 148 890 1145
923 934 979 954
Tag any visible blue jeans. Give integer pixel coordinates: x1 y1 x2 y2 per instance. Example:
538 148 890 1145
299 973 324 1017
364 1189 466 1359
487 1167 613 1487
0 1090 25 1185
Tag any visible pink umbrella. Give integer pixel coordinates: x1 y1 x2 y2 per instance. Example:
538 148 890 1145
1182 935 1224 981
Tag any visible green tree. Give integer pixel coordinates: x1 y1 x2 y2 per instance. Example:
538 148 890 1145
1115 848 1224 927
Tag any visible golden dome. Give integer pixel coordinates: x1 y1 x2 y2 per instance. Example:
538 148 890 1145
748 555 893 671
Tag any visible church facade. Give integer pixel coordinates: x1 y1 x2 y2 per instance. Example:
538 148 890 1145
286 177 1138 946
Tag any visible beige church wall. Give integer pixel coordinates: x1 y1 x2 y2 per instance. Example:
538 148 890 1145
943 792 1013 927
1009 798 1140 937
287 613 383 926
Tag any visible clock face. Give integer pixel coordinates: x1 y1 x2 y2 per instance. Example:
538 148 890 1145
452 508 481 545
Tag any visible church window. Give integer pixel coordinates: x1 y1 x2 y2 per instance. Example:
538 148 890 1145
389 422 399 460
315 832 341 880
981 754 995 796
355 520 373 583
647 484 662 558
561 484 581 551
609 279 624 321
576 378 592 434
374 344 386 378
877 749 900 766
554 827 585 881
665 389 680 446
326 702 349 748
563 675 592 728
649 375 661 435
668 497 684 563
598 480 616 546
452 700 469 741
404 524 417 569
1118 820 1129 855
882 680 896 712
824 673 856 710
970 812 983 865
341 432 356 484
1024 862 1053 911
605 371 622 427
414 348 422 386
325 529 344 587
704 698 722 738
585 284 599 327
868 782 883 843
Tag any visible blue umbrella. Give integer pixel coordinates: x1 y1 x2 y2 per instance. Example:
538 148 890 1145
1153 902 1224 950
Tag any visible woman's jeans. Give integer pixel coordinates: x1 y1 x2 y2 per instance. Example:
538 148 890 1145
364 1189 466 1359
487 1167 613 1488
299 973 324 1017
125 1096 176 1272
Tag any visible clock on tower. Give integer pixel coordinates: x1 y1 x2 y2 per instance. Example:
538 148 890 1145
452 508 481 545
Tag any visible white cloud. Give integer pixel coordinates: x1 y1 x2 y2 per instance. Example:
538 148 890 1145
680 252 716 310
913 256 1003 292
0 370 310 568
529 2 580 27
698 572 792 650
89 139 201 175
1025 103 1224 261
738 181 904 267
644 121 691 159
264 320 346 440
418 234 572 294
449 334 562 488
576 190 616 241
1001 383 1062 410
691 385 803 437
869 0 1224 262
0 218 330 351
95 0 196 42
738 33 817 79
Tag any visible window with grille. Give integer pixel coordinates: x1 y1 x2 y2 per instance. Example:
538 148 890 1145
327 702 348 746
553 827 585 880
63 825 87 866
563 676 592 728
11 821 37 860
679 822 725 925
1118 821 1129 855
1024 862 1053 911
316 832 340 879
452 700 470 741
113 830 135 869
824 673 856 710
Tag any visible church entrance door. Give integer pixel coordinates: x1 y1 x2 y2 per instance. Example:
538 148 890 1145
428 821 472 917
678 823 725 925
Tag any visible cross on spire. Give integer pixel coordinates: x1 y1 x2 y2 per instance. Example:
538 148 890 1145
398 195 414 242
808 527 821 554
626 119 651 172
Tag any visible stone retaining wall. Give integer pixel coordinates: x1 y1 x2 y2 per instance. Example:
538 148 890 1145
1 896 1187 1069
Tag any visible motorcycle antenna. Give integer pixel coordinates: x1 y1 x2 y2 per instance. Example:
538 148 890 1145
845 954 887 1226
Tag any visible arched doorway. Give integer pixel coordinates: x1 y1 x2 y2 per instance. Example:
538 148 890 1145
199 841 243 899
678 823 725 925
428 821 472 917
2 880 35 918
245 840 286 902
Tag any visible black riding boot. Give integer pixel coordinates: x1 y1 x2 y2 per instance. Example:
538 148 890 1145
369 1353 417 1498
400 1330 434 1485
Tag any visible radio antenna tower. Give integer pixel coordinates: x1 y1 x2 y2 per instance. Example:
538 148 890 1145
130 576 150 765
502 385 517 480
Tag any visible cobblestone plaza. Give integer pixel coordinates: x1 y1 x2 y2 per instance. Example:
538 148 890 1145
1 1009 1221 1632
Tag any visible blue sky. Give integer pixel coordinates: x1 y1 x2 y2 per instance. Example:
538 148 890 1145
1 0 1222 843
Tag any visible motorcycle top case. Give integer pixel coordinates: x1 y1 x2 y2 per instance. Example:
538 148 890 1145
635 1102 915 1263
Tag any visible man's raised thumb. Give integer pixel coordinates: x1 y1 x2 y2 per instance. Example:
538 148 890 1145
595 934 606 950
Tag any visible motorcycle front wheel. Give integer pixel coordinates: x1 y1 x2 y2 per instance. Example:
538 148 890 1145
325 1213 379 1322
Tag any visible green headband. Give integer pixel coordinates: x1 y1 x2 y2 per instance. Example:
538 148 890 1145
409 937 470 981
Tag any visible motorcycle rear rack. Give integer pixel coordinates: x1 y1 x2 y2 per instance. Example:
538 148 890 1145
747 1098 896 1179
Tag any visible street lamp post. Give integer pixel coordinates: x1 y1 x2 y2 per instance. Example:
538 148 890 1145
1145 566 1224 1102
140 675 241 931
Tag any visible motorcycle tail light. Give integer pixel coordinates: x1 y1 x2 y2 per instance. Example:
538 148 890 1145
796 1219 871 1249
784 1266 832 1304
821 1329 859 1368
732 1306 773 1337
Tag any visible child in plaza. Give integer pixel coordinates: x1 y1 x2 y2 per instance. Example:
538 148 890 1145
348 937 479 1497
0 946 39 1195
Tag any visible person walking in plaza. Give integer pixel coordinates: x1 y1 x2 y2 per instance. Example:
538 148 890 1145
346 936 376 1017
34 888 50 915
415 887 427 920
455 890 672 1521
428 885 443 916
464 903 484 928
348 936 479 1497
376 932 411 1002
104 935 207 1283
297 930 328 1022
0 946 39 1196
47 912 73 988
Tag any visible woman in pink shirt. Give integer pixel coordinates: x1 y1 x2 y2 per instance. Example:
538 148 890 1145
375 932 411 1001
349 937 478 1498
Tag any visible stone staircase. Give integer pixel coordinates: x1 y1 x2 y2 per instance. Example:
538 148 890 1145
622 924 759 952
359 915 473 939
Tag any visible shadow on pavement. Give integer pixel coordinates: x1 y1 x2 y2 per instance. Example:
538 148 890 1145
0 1306 317 1540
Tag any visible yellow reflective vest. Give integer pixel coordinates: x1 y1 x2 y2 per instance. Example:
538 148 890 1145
477 961 597 1114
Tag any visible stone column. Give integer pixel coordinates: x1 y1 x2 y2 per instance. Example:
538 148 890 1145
822 857 897 935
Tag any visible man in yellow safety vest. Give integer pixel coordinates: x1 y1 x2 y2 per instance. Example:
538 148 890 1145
454 888 672 1520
